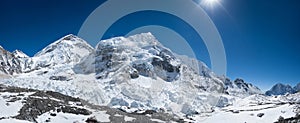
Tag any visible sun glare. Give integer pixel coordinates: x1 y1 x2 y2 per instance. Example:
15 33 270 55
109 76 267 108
200 0 221 9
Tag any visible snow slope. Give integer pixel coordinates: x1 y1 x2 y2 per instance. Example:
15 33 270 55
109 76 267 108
201 104 296 123
23 34 94 73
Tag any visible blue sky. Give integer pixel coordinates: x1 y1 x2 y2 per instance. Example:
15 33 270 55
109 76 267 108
0 0 299 91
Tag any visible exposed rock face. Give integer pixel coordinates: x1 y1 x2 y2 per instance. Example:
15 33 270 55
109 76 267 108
265 82 300 96
95 33 181 82
221 78 262 98
235 78 262 95
275 113 300 123
14 92 91 122
90 33 226 115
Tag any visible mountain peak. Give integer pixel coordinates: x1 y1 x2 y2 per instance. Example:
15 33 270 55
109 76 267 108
12 50 29 58
0 45 13 57
265 83 294 96
97 32 160 49
294 83 300 93
60 34 78 41
0 46 23 74
128 32 155 38
127 32 160 45
223 78 262 97
0 45 8 53
274 83 292 88
52 34 88 46
95 32 180 81
34 34 93 57
1 34 95 75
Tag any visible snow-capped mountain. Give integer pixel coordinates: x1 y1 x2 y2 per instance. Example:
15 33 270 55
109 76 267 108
25 34 94 72
224 78 262 97
75 32 227 115
34 34 93 62
0 45 23 74
1 34 94 75
294 83 300 93
266 83 300 96
12 50 29 58
2 33 297 123
172 54 262 99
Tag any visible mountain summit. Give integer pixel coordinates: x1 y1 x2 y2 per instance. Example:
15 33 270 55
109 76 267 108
266 83 300 96
12 50 29 58
33 34 94 64
0 45 23 74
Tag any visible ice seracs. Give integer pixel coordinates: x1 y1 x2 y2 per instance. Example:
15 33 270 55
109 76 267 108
0 84 178 123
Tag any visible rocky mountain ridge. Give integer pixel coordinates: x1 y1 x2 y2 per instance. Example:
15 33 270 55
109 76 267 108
266 83 300 96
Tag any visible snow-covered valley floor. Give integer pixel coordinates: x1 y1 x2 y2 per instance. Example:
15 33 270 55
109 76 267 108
199 103 298 123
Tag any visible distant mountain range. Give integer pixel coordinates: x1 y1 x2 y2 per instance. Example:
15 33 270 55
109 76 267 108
266 83 300 96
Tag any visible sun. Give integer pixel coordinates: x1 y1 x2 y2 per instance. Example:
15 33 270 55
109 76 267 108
200 0 221 9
